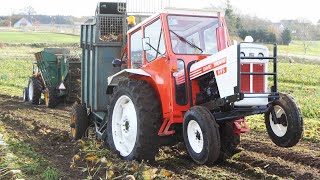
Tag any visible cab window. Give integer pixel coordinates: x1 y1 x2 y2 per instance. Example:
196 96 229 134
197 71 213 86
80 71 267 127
144 18 165 62
130 29 143 68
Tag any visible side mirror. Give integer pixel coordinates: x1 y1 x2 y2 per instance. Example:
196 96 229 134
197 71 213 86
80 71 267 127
142 37 151 51
112 58 122 67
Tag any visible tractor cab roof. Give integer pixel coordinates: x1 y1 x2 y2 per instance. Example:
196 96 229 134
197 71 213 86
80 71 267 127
127 7 225 34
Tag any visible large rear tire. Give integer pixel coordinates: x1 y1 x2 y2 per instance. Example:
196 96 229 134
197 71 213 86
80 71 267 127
70 103 89 140
45 87 59 108
183 106 221 165
28 77 42 105
265 93 303 147
107 79 161 161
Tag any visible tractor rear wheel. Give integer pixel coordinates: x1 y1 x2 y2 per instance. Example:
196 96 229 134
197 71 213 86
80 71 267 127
70 103 89 140
218 121 240 161
107 79 161 161
265 93 303 147
23 87 28 102
45 87 59 108
28 77 41 105
183 106 221 165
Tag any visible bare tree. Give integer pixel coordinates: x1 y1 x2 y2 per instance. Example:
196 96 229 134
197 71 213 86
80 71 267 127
19 6 36 22
296 18 313 54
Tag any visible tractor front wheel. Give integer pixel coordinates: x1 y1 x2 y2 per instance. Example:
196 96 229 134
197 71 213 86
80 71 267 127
28 77 41 105
70 103 89 140
45 87 59 108
265 93 303 147
218 121 240 162
107 79 161 161
23 87 28 102
183 106 221 165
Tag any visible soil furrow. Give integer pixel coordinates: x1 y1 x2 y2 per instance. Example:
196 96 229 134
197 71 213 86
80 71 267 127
238 150 320 179
0 112 82 179
241 140 320 169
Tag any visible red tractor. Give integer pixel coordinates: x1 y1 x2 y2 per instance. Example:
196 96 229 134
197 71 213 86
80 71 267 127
71 2 303 164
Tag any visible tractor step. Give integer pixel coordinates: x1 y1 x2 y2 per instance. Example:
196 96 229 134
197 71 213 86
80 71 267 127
233 118 250 134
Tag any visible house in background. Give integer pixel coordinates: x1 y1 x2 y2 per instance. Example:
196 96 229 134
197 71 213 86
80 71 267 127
14 18 32 28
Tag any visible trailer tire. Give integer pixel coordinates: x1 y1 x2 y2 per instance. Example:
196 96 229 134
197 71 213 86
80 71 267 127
23 87 28 102
28 77 41 105
265 93 303 147
218 122 240 162
45 87 59 108
183 106 221 165
70 103 89 140
107 79 161 162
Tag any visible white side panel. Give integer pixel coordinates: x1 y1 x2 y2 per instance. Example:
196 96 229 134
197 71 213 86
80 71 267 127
189 45 238 98
213 45 238 98
108 69 151 86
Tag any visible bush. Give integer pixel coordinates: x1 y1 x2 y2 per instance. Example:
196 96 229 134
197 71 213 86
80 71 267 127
281 28 292 45
238 29 277 43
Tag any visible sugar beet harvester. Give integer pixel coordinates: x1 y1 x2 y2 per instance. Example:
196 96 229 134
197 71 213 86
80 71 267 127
71 2 303 164
23 48 81 108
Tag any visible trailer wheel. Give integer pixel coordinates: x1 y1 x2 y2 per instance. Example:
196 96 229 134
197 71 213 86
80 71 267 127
28 77 41 105
45 87 59 108
218 122 240 162
265 93 303 147
70 103 89 140
107 79 161 161
183 106 220 165
23 87 28 102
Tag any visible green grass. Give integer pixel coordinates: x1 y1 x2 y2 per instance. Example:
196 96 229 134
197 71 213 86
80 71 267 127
277 63 320 118
0 46 43 60
0 32 79 43
0 59 32 96
278 40 320 56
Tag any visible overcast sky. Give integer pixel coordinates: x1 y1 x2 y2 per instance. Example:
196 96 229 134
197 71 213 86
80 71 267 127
0 0 319 23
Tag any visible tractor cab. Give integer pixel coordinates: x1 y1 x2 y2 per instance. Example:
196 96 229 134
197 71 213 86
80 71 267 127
127 8 228 69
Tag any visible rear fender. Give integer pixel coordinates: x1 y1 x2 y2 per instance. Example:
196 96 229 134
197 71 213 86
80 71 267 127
106 69 151 94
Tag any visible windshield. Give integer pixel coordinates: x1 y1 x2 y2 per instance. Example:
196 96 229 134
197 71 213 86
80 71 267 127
168 15 219 55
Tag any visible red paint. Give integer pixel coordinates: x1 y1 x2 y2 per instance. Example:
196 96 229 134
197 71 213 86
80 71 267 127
216 67 227 76
240 64 250 92
253 64 265 93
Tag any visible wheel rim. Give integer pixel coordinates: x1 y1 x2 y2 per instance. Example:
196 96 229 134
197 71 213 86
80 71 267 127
187 120 204 153
28 81 33 101
71 114 76 137
112 95 137 157
45 88 49 106
270 105 288 137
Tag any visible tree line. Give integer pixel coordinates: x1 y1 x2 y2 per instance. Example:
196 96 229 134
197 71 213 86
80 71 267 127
224 0 320 46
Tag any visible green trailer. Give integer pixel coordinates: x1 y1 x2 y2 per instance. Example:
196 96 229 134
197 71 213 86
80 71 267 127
23 48 81 108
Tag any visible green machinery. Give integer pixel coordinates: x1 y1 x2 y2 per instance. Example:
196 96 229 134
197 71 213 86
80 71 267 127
23 48 81 108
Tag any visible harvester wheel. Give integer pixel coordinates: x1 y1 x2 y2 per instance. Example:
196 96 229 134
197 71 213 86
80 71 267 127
265 93 303 147
45 87 59 108
23 87 28 102
28 77 41 105
107 79 161 161
218 122 240 162
183 106 221 165
70 103 89 140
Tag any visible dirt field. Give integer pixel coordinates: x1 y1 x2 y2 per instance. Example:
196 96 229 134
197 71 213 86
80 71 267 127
0 94 319 179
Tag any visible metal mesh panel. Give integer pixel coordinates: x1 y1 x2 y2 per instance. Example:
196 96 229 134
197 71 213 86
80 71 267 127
99 16 124 42
117 2 126 13
119 0 170 14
